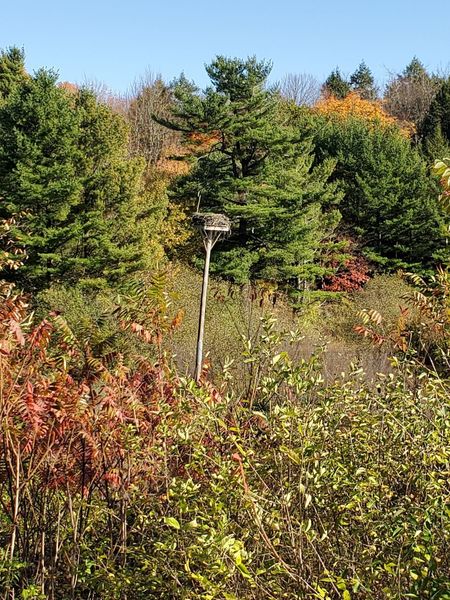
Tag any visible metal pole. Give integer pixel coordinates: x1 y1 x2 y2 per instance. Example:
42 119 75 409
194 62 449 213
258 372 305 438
195 237 212 382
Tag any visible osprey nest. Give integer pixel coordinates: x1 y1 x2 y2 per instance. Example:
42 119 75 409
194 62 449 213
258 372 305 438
192 212 231 232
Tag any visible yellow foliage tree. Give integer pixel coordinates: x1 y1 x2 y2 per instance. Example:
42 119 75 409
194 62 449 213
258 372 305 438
315 92 413 136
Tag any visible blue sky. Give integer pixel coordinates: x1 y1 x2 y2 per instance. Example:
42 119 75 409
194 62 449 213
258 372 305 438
1 0 448 94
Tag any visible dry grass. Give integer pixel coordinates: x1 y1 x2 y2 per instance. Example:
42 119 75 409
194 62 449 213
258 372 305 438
166 265 413 383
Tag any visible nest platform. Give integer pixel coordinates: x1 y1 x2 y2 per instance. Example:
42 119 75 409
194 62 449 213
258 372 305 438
192 212 231 232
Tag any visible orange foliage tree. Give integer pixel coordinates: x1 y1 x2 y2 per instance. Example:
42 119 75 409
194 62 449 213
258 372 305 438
315 92 413 136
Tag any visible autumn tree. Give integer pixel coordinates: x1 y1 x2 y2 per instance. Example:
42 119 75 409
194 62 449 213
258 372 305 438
159 56 342 287
279 72 321 106
127 71 179 166
384 57 440 131
83 77 128 115
433 157 450 227
315 92 401 130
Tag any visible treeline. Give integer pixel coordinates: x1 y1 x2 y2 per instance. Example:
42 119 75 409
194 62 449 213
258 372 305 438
1 48 450 298
161 56 450 292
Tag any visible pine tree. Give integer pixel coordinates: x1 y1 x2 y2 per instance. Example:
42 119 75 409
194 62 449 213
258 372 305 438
312 116 448 269
420 78 450 157
0 46 27 99
68 89 164 287
159 56 342 287
403 57 428 80
350 61 377 100
0 64 166 290
323 68 350 99
0 69 82 288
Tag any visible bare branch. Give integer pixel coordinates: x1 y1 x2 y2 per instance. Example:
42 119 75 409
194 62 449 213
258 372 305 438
279 72 321 106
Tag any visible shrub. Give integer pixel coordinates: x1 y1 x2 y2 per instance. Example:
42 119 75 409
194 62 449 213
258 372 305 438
1 282 450 598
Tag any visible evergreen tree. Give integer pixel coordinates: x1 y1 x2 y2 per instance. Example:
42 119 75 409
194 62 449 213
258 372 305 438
422 123 450 160
323 68 350 99
0 46 27 99
0 69 82 288
420 78 450 157
69 89 164 287
350 61 377 100
403 56 428 80
0 65 165 290
312 116 448 270
160 56 342 287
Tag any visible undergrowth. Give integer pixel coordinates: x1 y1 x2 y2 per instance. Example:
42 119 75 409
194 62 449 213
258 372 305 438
1 271 449 599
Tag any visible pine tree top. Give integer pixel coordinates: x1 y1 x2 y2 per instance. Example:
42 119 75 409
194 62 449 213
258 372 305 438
205 56 272 100
403 57 428 80
350 61 377 100
324 68 350 100
0 46 27 98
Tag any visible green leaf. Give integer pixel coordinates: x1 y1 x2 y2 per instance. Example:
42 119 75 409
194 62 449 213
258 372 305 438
272 353 284 365
163 517 181 530
236 561 252 579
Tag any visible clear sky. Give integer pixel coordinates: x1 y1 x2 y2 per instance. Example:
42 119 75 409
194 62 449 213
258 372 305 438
1 0 448 94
